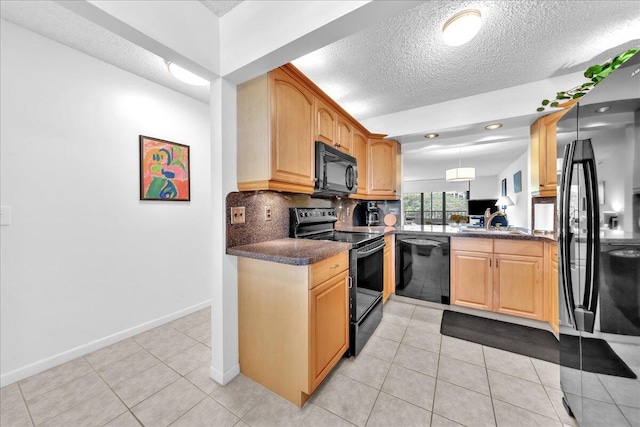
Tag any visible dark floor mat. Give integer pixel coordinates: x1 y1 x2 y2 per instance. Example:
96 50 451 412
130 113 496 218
560 334 636 379
440 310 560 363
441 310 636 378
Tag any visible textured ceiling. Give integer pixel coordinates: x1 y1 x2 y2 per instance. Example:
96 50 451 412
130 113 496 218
199 0 244 17
0 1 210 104
293 0 640 121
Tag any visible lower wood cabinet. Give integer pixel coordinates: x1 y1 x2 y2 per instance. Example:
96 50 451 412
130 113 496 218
546 242 559 332
451 238 544 320
383 234 395 302
238 252 349 407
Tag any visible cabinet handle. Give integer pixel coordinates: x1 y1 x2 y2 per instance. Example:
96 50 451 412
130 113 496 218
489 258 491 267
330 263 340 269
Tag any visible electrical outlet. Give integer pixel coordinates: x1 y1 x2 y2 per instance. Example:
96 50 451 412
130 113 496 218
264 206 272 221
230 206 245 224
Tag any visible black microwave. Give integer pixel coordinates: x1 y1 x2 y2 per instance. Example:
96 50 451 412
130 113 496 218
314 141 358 196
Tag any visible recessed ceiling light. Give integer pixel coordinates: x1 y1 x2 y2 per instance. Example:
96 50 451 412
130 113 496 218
595 106 611 113
167 62 209 86
484 123 502 130
424 133 439 139
442 10 482 46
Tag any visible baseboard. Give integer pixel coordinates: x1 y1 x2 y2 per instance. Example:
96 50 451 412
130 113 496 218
210 363 240 386
0 299 212 387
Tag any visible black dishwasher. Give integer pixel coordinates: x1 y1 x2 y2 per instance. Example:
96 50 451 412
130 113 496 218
395 234 450 304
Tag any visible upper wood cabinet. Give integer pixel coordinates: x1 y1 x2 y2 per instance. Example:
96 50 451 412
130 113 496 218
315 97 336 146
368 138 398 197
352 130 368 196
237 63 399 198
530 100 577 197
336 115 352 154
237 66 315 194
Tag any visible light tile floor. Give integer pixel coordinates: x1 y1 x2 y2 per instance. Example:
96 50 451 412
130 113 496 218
1 300 584 427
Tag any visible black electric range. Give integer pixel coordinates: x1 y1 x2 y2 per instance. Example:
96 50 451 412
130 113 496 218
290 207 385 356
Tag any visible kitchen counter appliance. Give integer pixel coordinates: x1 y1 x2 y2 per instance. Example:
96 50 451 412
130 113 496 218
290 207 384 356
395 234 450 304
314 142 358 197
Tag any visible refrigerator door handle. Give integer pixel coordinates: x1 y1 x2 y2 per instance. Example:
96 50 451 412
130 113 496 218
559 143 577 327
574 147 600 333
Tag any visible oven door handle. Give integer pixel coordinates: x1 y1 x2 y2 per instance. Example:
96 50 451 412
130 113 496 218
357 242 385 258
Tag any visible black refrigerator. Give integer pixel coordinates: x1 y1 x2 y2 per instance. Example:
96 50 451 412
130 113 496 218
557 53 640 427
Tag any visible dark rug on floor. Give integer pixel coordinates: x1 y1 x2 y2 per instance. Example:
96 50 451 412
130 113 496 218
440 310 560 363
441 311 637 378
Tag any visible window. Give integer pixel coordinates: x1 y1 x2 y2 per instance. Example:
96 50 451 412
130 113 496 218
403 192 467 225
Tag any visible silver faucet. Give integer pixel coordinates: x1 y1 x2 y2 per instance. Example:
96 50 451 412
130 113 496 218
485 208 507 230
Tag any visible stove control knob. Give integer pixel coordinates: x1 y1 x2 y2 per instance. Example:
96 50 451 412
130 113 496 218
322 212 325 216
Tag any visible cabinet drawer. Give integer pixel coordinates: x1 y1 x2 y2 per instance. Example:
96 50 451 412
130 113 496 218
451 237 493 253
494 240 543 257
309 252 349 289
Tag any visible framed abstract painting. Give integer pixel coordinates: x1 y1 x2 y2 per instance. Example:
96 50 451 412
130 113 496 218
139 135 190 201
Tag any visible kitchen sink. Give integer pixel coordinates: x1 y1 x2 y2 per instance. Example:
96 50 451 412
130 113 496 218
459 227 530 236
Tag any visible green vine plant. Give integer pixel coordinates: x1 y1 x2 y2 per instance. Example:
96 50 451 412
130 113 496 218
537 47 639 112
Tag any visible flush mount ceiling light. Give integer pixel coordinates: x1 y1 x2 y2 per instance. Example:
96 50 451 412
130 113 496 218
442 9 482 46
167 62 209 86
424 133 439 139
595 106 611 113
484 123 502 130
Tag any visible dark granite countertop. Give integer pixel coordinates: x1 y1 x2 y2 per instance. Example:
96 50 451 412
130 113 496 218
227 238 351 266
336 224 556 242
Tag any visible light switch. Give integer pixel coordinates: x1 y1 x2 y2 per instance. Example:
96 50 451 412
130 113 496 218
0 206 11 226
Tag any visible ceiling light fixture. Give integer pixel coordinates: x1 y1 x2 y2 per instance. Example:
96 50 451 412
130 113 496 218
424 133 439 139
484 123 502 130
167 62 209 86
442 10 482 46
446 151 476 182
595 106 611 113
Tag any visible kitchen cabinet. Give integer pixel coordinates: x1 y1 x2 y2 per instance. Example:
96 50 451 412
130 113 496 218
238 252 349 407
545 241 559 332
336 114 353 154
383 234 395 303
530 99 577 197
237 63 400 198
352 130 368 196
237 65 315 194
450 238 493 311
451 238 544 320
367 138 398 198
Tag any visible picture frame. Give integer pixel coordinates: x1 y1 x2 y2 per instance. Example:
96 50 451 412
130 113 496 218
513 171 522 193
139 135 190 201
501 178 507 197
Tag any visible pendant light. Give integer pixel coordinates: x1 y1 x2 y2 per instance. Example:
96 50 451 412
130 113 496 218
446 151 476 182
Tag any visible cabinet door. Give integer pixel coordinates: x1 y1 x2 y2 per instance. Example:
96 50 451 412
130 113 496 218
309 270 349 392
336 116 352 154
451 250 493 311
549 244 559 332
368 139 397 196
383 242 391 303
494 254 544 320
270 68 315 187
315 97 336 146
353 131 368 195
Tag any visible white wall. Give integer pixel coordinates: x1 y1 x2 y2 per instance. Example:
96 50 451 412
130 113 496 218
497 151 530 228
0 21 212 384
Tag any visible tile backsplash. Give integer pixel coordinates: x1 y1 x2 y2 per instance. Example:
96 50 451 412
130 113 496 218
225 191 358 248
